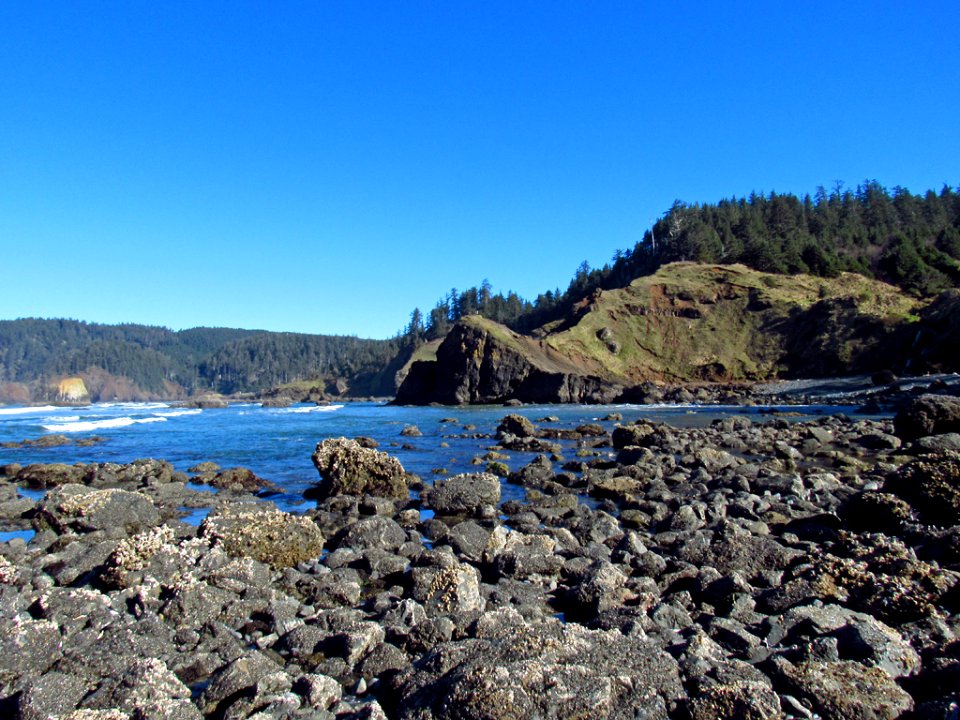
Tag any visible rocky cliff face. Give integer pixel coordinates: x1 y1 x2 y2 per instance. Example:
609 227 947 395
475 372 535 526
56 377 89 402
394 318 621 405
395 263 953 405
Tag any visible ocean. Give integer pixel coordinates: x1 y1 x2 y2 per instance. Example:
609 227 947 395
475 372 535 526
0 400 866 513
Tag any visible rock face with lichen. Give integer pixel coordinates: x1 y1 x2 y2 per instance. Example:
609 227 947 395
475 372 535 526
310 437 409 499
200 505 324 569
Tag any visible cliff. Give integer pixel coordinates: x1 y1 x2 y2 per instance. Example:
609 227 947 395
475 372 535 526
395 263 945 405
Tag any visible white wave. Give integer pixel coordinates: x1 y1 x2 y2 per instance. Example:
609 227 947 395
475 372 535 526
152 409 202 418
42 416 81 423
42 416 167 433
95 402 171 410
0 405 60 416
276 404 344 414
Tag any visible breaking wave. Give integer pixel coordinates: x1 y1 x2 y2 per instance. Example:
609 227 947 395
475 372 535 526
152 409 203 418
276 404 344 414
0 405 60 416
42 417 168 433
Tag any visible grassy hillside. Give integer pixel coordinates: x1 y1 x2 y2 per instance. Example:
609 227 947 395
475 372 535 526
538 263 923 383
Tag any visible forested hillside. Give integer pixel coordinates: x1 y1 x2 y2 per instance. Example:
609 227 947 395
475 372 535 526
0 319 399 400
5 181 957 403
405 182 960 340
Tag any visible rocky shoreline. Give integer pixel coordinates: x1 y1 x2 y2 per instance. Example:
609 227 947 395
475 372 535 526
1 394 960 718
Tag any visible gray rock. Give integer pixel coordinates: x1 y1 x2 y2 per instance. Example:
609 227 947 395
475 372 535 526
422 473 500 516
334 515 406 552
84 657 199 719
772 658 914 719
16 670 90 720
35 484 160 535
199 652 283 715
0 617 61 691
294 672 343 709
311 438 409 500
483 527 564 581
894 394 960 441
201 505 324 569
410 562 485 615
766 603 921 678
687 681 783 720
388 609 684 719
563 560 630 620
915 432 960 453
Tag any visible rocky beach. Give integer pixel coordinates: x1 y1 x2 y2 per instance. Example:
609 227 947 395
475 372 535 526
1 391 960 718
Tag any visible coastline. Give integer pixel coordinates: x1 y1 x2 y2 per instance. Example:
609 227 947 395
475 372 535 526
1 394 959 717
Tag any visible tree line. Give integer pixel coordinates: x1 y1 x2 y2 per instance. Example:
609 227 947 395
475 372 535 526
0 319 400 396
401 180 960 342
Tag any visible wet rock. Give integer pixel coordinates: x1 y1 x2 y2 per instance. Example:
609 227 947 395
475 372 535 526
421 473 500 516
497 414 536 438
401 425 423 437
894 394 960 441
842 491 914 533
201 505 324 569
612 422 662 449
311 438 409 500
194 467 280 493
17 462 86 488
34 484 160 535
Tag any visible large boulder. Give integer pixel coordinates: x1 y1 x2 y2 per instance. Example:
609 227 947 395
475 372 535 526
894 394 960 441
422 473 500 516
201 505 324 569
496 414 536 438
33 484 160 535
311 437 408 499
771 659 913 719
16 463 87 488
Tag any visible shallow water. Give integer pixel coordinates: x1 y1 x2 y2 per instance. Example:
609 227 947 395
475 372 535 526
0 400 872 511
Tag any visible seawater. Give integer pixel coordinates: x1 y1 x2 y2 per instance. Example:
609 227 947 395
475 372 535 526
0 400 869 511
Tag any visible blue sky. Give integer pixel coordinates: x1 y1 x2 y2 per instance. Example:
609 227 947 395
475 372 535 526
1 2 957 339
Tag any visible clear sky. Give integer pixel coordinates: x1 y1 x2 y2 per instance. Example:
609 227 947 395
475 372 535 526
1 2 957 339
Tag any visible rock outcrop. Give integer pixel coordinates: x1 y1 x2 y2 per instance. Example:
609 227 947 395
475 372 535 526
311 437 409 499
395 316 622 405
395 263 943 405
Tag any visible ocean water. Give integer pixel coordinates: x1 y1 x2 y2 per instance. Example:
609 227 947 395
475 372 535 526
0 400 865 511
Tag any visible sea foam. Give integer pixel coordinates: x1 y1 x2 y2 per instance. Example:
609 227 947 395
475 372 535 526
42 416 168 433
0 405 60 416
152 409 203 418
277 404 345 414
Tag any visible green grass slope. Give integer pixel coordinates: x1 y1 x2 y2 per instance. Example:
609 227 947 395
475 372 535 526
538 263 922 383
